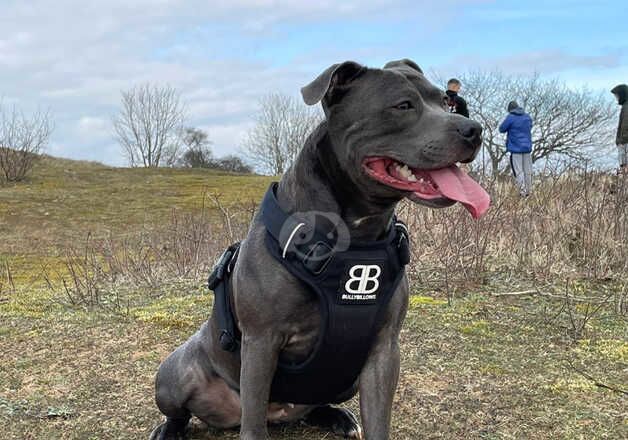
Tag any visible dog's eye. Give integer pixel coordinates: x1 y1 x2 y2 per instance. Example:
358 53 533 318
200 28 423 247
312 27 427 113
394 101 413 110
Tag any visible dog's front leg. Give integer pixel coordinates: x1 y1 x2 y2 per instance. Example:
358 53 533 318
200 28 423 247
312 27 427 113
358 325 400 440
239 330 281 440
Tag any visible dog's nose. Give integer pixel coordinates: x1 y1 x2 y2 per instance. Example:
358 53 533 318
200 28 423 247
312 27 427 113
457 120 483 148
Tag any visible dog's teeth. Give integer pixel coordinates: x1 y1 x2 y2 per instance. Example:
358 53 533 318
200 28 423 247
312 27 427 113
396 164 415 180
407 174 418 182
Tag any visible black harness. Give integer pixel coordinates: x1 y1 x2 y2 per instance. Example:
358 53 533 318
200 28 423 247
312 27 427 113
208 183 410 404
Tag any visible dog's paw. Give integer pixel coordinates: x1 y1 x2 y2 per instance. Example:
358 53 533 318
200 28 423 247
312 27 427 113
304 405 363 439
149 418 190 440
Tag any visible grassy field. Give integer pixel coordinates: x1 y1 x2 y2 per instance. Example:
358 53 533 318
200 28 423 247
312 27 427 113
1 157 626 439
0 156 272 257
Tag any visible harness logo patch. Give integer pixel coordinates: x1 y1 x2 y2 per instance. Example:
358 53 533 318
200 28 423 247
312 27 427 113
342 265 381 300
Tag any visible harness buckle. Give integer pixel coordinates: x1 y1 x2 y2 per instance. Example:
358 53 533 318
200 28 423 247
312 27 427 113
303 241 334 275
208 242 241 290
395 221 411 266
219 330 239 352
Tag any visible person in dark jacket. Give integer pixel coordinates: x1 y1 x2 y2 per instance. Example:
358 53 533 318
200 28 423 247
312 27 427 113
611 84 628 174
445 78 469 118
499 100 533 196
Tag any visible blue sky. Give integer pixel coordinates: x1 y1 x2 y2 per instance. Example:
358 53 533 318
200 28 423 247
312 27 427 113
1 0 626 165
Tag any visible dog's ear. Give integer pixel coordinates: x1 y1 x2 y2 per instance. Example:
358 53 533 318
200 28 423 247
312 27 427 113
301 61 365 106
384 59 423 74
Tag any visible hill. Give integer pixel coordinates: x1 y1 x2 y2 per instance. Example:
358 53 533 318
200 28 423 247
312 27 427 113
0 155 626 439
0 155 272 268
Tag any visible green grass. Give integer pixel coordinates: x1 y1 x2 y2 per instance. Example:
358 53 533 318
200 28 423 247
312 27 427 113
0 155 273 259
1 156 626 439
1 285 625 439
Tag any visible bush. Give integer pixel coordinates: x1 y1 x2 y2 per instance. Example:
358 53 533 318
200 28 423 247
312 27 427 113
211 155 252 173
401 168 627 297
0 106 52 183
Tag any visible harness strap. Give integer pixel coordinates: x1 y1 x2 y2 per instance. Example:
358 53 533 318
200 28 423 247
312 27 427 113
260 183 324 260
261 182 410 270
207 242 241 352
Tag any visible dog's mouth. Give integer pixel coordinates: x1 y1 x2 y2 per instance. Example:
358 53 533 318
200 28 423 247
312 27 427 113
362 156 490 219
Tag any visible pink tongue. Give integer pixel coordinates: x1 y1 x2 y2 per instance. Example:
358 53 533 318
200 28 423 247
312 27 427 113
427 166 491 219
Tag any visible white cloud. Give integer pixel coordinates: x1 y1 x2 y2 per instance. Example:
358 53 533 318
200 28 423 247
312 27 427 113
435 48 628 77
5 1 395 164
75 116 110 140
203 121 257 158
0 0 622 166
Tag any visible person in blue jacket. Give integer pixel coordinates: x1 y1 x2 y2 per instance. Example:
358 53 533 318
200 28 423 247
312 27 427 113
499 101 533 196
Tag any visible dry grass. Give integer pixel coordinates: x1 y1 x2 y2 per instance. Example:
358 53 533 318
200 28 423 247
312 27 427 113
1 286 625 439
1 157 626 439
401 170 628 297
0 155 271 259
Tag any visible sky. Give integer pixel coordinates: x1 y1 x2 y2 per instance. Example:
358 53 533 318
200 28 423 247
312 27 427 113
1 0 626 166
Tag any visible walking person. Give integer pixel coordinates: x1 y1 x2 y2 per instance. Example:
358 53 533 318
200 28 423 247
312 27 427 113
611 84 628 175
445 78 469 118
499 100 533 197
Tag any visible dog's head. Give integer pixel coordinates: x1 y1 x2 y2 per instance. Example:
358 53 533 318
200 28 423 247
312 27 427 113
302 59 490 219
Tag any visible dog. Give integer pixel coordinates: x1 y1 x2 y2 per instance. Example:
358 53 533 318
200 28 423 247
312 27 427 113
149 59 490 440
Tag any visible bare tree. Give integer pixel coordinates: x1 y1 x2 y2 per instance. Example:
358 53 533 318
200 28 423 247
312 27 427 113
0 104 53 182
241 93 323 175
113 83 187 167
449 71 615 176
179 127 213 168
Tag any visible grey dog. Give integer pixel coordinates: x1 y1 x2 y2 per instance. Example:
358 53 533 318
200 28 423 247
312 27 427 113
150 59 489 440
